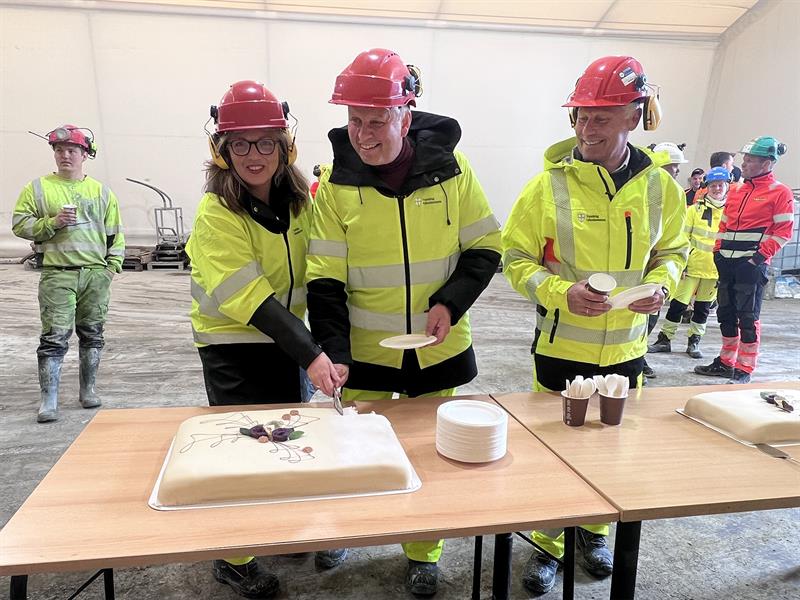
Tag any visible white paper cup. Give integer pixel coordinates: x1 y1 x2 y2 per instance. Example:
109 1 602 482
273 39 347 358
587 273 616 295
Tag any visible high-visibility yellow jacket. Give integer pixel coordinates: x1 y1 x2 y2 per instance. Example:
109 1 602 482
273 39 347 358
685 197 724 279
12 174 125 271
187 192 312 347
306 113 501 374
502 138 689 367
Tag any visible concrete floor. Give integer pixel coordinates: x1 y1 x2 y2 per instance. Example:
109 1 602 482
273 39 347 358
1 264 799 599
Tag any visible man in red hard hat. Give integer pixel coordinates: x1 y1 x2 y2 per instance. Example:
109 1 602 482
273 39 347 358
502 56 688 595
12 125 125 423
306 48 502 596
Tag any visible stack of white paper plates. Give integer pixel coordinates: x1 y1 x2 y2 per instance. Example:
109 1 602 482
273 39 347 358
435 400 508 463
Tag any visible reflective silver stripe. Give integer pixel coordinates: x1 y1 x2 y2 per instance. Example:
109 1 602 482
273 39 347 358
191 279 225 319
503 247 539 265
692 229 717 241
526 270 554 301
647 171 662 247
550 170 577 269
690 238 714 252
71 221 107 236
719 249 755 258
768 234 790 245
40 240 107 253
11 214 28 227
31 178 47 216
276 287 307 307
349 304 427 333
211 261 263 306
308 239 347 258
348 253 458 288
101 185 110 203
192 328 274 345
459 214 499 245
107 247 126 256
718 231 762 241
537 313 647 345
774 213 794 223
106 225 121 235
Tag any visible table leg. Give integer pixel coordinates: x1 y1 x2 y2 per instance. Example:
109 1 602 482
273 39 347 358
103 569 115 600
609 521 642 600
563 527 575 600
10 575 28 600
492 532 513 600
472 536 483 600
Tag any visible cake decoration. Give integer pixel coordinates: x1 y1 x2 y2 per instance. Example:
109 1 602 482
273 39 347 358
178 410 319 463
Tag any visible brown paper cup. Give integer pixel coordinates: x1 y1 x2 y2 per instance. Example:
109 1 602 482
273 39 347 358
599 394 627 425
561 391 589 427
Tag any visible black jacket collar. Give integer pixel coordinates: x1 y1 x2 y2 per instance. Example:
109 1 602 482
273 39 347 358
241 187 289 234
328 111 463 196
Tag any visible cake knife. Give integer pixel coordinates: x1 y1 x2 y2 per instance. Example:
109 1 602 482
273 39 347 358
332 387 344 415
755 443 800 466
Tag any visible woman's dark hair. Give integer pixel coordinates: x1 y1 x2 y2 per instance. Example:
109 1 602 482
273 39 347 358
204 130 309 217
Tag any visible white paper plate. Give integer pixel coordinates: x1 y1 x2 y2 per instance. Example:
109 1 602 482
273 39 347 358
379 334 437 350
437 400 507 428
608 283 660 309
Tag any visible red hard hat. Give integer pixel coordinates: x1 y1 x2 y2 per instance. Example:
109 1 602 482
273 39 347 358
213 80 288 133
47 125 91 151
563 56 648 108
330 48 419 108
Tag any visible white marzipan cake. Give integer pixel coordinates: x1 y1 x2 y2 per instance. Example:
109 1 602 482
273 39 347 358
683 389 800 444
156 408 416 506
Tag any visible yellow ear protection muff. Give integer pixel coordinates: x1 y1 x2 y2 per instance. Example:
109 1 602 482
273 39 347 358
281 101 298 167
206 106 230 169
404 64 423 99
634 73 662 131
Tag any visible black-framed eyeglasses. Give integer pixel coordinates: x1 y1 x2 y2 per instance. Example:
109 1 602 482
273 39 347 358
228 138 278 157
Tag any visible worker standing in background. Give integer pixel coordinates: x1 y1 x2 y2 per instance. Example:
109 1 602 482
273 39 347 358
502 56 688 595
695 136 794 383
12 125 125 423
649 167 731 358
641 141 689 379
306 48 501 596
685 167 705 205
187 80 342 599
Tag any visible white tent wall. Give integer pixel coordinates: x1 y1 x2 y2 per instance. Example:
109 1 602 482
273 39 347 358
696 0 799 188
0 4 718 256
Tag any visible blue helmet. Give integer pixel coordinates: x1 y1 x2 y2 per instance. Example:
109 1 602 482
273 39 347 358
704 166 731 185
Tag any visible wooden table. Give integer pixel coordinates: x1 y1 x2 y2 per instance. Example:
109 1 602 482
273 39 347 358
493 383 800 599
0 395 617 599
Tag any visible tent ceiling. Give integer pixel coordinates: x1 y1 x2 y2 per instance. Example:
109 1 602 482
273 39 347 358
46 0 759 39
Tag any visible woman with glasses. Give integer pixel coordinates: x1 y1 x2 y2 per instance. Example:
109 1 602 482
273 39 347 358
186 80 343 598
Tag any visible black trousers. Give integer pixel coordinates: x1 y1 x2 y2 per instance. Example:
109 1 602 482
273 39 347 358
714 256 767 343
198 343 305 406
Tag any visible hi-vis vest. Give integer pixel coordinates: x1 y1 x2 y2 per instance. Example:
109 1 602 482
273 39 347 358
685 198 724 279
12 174 125 271
502 138 689 367
306 150 501 369
186 192 311 347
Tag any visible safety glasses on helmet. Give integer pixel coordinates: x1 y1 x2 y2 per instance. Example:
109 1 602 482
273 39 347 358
228 138 278 157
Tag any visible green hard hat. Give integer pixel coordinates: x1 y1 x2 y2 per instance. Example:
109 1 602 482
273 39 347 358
740 136 787 160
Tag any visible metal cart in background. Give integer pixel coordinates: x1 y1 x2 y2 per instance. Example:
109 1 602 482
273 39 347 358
126 178 189 270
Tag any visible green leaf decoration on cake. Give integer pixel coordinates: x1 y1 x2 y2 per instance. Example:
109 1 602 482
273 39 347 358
267 420 284 427
288 430 305 440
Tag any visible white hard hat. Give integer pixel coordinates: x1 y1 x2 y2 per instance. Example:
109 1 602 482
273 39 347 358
653 142 688 164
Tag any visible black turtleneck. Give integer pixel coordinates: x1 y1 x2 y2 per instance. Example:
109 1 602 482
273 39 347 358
373 138 415 192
